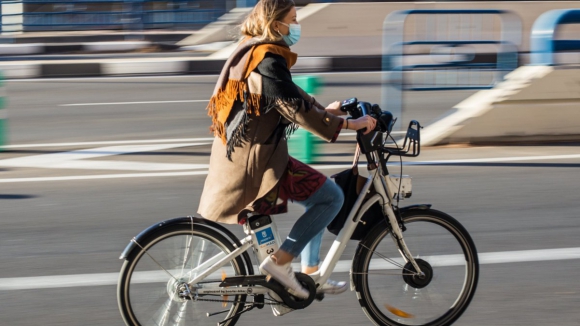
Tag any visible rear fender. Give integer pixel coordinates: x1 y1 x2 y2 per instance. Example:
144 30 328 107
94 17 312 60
119 216 254 274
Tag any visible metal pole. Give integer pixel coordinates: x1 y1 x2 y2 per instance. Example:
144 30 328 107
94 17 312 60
1 0 23 35
0 71 7 151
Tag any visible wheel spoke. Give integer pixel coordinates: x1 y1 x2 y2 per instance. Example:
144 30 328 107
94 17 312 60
361 243 405 268
172 301 189 326
179 234 194 278
131 238 180 283
150 297 176 326
119 225 248 326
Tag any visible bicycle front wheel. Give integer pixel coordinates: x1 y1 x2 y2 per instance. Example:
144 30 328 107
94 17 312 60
353 208 479 326
118 224 249 326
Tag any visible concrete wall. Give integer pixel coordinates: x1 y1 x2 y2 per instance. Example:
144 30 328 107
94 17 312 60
421 65 580 145
450 66 580 143
292 1 580 60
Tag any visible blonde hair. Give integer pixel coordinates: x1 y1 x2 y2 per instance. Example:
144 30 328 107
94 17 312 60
240 0 295 42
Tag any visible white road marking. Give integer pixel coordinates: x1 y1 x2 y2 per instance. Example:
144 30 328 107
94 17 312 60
0 171 209 183
60 99 209 107
313 153 580 170
406 154 580 165
2 132 363 150
0 143 210 171
1 247 578 291
1 138 215 149
2 152 580 183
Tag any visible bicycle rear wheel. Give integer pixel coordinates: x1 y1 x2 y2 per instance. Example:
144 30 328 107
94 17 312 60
118 224 249 326
353 208 479 326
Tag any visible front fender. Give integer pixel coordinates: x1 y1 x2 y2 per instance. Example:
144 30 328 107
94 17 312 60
398 204 432 213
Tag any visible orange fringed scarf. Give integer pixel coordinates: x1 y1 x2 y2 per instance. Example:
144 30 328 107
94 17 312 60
206 38 297 145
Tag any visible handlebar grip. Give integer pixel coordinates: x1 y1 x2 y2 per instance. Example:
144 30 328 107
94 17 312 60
358 102 383 133
359 102 371 117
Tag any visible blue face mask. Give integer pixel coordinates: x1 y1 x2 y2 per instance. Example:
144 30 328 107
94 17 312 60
278 22 301 46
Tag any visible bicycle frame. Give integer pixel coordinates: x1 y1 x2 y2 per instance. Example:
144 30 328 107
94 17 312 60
309 159 422 287
188 148 423 296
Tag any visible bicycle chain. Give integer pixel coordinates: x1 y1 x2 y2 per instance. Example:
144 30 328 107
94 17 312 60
190 295 284 306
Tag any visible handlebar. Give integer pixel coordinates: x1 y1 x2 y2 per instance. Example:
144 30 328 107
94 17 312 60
340 97 421 165
340 97 395 134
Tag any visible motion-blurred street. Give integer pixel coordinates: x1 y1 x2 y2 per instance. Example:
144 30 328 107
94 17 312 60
1 73 579 325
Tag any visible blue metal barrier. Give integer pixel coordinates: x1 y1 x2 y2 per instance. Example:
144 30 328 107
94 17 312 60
382 9 521 129
2 0 227 32
236 0 256 7
531 9 580 65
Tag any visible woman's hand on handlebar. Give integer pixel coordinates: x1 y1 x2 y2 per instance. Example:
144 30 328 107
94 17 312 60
344 116 377 135
325 101 347 116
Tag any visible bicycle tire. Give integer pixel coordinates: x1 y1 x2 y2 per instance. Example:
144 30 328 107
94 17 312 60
118 223 249 326
353 208 479 326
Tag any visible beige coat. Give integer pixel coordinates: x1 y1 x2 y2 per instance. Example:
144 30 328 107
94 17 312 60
198 77 343 224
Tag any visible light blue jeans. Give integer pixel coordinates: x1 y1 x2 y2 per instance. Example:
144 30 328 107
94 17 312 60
279 178 344 268
300 229 325 268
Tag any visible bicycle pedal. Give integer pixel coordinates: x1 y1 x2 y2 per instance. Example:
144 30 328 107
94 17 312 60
254 294 265 309
315 292 325 302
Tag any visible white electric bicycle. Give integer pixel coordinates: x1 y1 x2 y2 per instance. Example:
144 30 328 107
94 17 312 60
117 98 479 326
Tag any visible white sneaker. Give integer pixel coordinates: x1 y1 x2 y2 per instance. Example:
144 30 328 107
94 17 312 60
318 279 348 294
259 256 309 299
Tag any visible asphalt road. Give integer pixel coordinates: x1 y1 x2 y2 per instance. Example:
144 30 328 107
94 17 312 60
1 74 579 326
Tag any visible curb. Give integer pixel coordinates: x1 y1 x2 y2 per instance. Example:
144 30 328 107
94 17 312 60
0 33 192 45
0 55 384 79
0 52 545 79
0 42 157 56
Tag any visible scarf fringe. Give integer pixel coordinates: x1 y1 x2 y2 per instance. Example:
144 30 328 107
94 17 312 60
262 97 303 141
226 109 250 160
285 123 300 140
207 79 255 143
222 95 304 160
208 79 306 146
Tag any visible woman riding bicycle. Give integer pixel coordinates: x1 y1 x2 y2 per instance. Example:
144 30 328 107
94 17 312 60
198 0 376 304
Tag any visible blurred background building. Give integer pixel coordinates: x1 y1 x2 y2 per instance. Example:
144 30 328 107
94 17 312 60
1 0 230 32
1 0 523 33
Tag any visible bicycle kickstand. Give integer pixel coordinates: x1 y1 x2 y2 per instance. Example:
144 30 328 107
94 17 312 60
218 304 257 326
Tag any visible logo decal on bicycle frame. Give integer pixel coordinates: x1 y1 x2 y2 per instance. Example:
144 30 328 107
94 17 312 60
255 227 274 246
